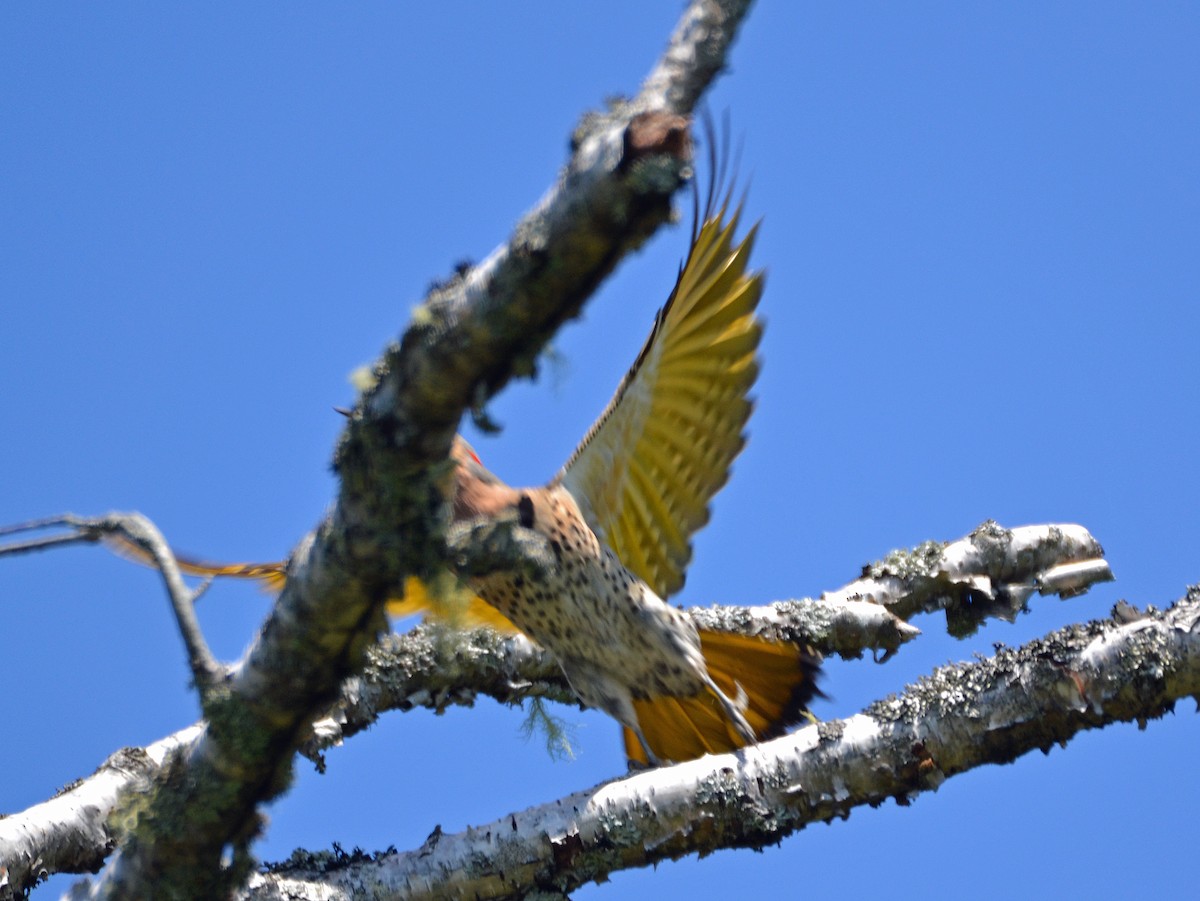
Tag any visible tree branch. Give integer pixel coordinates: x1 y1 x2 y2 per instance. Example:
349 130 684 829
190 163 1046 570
0 514 222 691
0 727 205 897
820 520 1112 638
0 518 1108 893
42 2 757 898
243 587 1200 900
301 522 1111 753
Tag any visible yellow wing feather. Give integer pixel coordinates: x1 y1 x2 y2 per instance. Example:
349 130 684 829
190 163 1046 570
107 199 763 628
556 200 764 598
385 577 520 633
102 533 519 632
101 182 817 767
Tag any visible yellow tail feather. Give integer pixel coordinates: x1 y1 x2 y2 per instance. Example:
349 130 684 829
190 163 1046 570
623 629 820 767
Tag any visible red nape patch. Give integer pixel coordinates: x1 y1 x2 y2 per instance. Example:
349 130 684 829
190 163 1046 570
454 436 483 466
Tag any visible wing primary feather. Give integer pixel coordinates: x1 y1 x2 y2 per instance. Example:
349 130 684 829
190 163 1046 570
104 532 521 632
555 128 767 598
102 534 288 592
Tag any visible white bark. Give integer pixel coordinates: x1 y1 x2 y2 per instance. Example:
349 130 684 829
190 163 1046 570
820 521 1111 636
242 588 1200 900
0 727 202 897
0 519 1109 895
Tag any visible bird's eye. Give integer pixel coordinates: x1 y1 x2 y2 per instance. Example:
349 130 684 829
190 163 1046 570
517 495 536 529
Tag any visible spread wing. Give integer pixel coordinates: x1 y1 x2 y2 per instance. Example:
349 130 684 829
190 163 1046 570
554 197 764 598
102 534 290 591
103 533 521 632
103 197 765 622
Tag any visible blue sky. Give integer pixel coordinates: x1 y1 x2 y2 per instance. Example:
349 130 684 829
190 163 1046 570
3 3 1197 898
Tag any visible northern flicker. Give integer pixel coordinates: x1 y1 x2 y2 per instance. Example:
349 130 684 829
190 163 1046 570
112 187 820 767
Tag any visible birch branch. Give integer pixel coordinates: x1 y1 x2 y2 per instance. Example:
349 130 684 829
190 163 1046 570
243 587 1200 901
819 520 1112 638
0 728 204 898
35 2 755 898
303 522 1110 753
0 516 1107 892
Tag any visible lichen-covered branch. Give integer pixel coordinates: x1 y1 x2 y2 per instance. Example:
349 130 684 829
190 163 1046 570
0 516 1109 892
313 520 1111 754
302 628 572 766
47 3 756 899
0 727 204 898
638 0 753 115
324 521 1109 749
243 587 1200 901
821 520 1113 638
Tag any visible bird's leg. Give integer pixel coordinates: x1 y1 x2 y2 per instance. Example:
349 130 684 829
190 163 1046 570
630 725 665 769
701 674 756 745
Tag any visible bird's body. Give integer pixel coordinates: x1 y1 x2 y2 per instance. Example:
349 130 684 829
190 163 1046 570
112 180 820 767
450 445 755 762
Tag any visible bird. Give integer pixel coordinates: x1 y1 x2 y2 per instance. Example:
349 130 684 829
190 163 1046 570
112 175 820 768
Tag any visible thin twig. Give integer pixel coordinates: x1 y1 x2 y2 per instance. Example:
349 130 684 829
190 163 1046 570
0 512 224 692
0 529 96 557
108 513 225 692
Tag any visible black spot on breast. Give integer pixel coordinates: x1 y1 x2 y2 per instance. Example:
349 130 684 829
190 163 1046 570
517 494 535 529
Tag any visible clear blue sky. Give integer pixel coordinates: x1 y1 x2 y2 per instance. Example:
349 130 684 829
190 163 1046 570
3 4 1197 898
